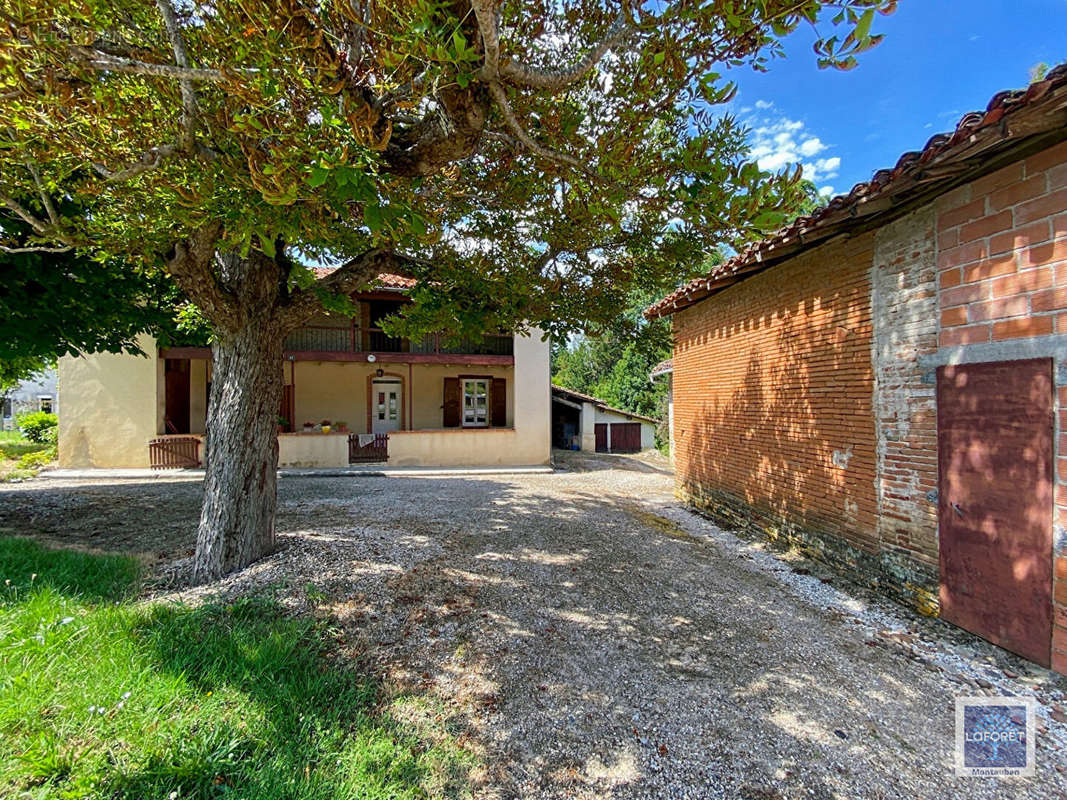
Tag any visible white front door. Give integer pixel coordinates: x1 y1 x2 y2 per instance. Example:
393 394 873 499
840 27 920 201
372 380 401 433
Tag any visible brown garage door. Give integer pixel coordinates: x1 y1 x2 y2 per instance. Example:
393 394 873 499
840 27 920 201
609 422 642 453
594 423 608 453
937 358 1054 666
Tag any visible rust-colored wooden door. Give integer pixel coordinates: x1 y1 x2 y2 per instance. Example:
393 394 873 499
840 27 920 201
164 359 190 434
609 422 642 453
594 423 608 452
937 358 1054 666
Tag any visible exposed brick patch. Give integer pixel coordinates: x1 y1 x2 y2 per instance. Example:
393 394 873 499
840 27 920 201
872 206 940 575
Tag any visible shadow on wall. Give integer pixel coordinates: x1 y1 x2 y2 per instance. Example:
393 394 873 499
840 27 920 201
677 280 877 555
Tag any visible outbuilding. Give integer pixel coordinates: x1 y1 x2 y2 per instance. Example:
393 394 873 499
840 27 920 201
647 67 1067 674
551 385 658 453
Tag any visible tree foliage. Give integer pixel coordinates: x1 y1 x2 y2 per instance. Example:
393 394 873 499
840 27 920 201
0 208 209 386
2 0 893 339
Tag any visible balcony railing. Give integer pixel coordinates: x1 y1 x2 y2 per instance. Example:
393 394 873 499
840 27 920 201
284 325 513 356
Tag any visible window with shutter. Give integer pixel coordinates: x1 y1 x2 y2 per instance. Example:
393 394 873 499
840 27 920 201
442 377 461 428
491 378 507 427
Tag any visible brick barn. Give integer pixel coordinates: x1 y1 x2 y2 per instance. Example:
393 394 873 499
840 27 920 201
646 66 1067 674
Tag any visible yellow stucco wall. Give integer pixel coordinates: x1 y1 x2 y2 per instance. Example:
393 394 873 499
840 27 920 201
388 330 550 466
278 433 348 467
292 361 516 432
57 330 550 468
58 334 159 468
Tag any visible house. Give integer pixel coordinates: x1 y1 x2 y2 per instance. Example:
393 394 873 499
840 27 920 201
2 368 57 429
550 385 658 453
58 273 551 469
646 66 1067 674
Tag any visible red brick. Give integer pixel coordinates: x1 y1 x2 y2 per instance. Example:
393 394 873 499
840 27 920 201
938 198 986 232
959 210 1014 244
941 306 968 327
1032 287 1067 313
1015 187 1067 226
938 268 962 290
992 266 1052 297
970 162 1025 197
940 324 991 347
937 184 973 213
1049 162 1067 191
993 315 1053 340
1025 139 1067 175
962 253 1017 283
1054 312 1067 333
990 220 1051 255
968 296 1027 322
1057 579 1067 608
938 229 959 250
1056 557 1067 580
1053 648 1067 677
939 239 988 270
941 282 988 307
1022 237 1067 268
1056 213 1067 239
989 174 1048 212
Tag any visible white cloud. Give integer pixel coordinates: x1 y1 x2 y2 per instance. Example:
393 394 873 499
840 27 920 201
743 101 843 187
819 184 836 197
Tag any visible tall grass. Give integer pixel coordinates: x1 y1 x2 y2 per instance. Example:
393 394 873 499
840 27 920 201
0 538 472 799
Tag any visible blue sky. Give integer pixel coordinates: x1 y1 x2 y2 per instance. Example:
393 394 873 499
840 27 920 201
725 0 1066 198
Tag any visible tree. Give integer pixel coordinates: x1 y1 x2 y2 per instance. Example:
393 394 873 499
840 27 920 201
1 0 892 581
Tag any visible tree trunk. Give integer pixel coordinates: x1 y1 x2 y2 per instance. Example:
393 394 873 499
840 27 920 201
189 252 288 584
166 235 391 584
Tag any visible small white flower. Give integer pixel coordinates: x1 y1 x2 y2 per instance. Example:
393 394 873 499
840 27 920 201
97 707 105 715
59 617 74 625
121 691 131 700
88 705 96 713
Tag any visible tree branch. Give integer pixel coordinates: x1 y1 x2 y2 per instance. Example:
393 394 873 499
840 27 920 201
0 244 73 254
486 81 588 172
279 248 415 327
73 49 229 83
471 0 501 78
2 197 51 235
155 0 198 152
497 10 633 91
25 163 59 227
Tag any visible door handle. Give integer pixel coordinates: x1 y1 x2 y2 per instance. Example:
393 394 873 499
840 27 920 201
951 502 964 518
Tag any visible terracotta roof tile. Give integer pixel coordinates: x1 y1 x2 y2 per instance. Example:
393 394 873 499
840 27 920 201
310 267 417 290
646 64 1067 318
650 358 673 378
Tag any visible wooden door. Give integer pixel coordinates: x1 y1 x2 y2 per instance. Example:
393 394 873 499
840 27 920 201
609 422 642 453
279 385 294 432
594 423 608 453
164 359 190 434
937 358 1054 666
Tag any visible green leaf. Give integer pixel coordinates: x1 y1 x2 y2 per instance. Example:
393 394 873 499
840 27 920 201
307 166 329 188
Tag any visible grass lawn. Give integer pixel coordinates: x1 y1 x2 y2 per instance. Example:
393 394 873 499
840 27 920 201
0 538 473 799
0 430 55 481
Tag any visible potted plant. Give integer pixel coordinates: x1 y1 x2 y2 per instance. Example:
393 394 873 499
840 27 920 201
334 420 348 433
302 420 315 432
277 415 288 433
320 419 332 434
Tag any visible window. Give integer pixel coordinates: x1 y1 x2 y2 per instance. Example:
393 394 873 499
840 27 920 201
38 396 53 414
1 397 11 419
462 379 489 427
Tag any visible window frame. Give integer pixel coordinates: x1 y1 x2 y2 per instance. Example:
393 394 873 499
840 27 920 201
37 395 54 414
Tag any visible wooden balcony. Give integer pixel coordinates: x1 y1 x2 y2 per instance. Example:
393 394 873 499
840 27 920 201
161 327 515 366
281 326 515 364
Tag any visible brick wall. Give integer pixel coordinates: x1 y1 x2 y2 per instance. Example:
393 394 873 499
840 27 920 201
871 207 940 611
935 140 1067 672
672 233 880 558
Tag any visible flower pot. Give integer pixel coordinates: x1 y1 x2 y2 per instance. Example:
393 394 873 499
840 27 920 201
321 425 331 434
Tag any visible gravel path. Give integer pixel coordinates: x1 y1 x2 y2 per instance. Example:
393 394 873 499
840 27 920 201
2 453 1065 799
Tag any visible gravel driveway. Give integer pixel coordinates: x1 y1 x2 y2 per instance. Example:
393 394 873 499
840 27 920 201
2 452 1065 799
